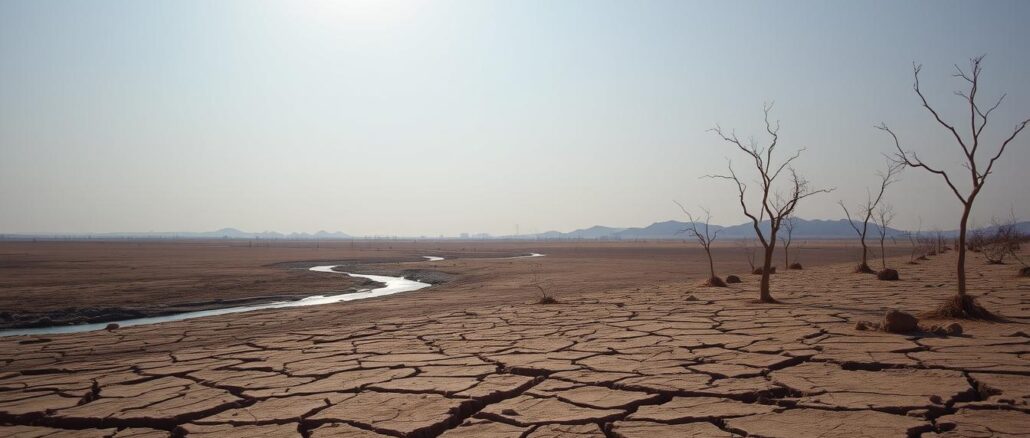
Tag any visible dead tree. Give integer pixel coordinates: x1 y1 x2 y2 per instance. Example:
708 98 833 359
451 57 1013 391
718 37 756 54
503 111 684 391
779 215 798 269
982 214 1024 265
676 203 725 287
880 55 1029 318
738 239 757 272
839 161 902 273
875 203 897 271
906 218 924 263
708 103 832 302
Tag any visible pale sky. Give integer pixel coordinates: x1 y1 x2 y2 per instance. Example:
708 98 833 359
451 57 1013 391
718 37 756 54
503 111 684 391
2 0 1028 236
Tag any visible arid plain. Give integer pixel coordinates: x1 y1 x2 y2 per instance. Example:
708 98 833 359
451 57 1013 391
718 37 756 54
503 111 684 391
0 240 1027 437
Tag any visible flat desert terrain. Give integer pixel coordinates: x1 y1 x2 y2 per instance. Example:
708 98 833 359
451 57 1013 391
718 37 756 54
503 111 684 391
0 241 1027 437
0 240 905 329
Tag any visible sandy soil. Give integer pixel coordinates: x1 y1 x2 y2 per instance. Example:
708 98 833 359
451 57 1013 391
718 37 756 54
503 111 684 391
0 239 908 328
0 245 1027 437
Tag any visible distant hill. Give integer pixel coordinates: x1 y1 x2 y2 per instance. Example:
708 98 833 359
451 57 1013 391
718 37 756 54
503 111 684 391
507 218 920 240
4 219 1027 241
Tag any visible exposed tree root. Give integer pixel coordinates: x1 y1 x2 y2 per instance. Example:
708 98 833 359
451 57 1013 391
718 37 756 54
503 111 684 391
923 294 998 320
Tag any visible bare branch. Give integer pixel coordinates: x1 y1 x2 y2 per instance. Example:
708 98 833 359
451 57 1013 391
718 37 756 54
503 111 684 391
914 62 970 157
878 123 965 202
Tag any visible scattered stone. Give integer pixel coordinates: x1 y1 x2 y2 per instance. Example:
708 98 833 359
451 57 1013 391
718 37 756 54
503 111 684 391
501 408 518 416
789 262 803 270
877 268 900 281
725 275 741 283
882 309 919 333
944 322 963 336
1019 266 1030 277
685 295 699 301
854 320 872 331
106 323 120 331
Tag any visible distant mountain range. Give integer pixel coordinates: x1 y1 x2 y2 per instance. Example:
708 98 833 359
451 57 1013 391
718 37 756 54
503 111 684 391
3 219 1027 241
504 218 1030 241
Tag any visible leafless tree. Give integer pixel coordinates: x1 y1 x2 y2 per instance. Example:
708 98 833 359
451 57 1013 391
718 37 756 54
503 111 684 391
874 203 897 271
738 238 757 272
779 215 797 269
676 202 725 287
708 104 833 302
980 213 1025 265
839 161 903 273
906 218 924 263
880 56 1028 318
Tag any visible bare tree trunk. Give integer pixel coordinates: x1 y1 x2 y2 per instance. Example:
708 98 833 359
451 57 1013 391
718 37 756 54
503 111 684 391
879 236 887 270
707 251 716 279
860 240 868 268
760 244 775 302
957 202 972 296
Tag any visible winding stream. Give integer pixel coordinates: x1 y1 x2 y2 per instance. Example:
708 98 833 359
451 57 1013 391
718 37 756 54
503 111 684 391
0 266 431 337
0 252 545 337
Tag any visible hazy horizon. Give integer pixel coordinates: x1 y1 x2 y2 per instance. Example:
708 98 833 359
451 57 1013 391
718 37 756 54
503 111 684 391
3 0 1029 236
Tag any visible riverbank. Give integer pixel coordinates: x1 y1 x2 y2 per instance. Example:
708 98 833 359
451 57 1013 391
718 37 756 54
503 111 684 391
0 251 1026 437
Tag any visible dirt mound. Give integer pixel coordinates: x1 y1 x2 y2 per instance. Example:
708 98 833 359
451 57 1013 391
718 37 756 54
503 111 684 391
1019 266 1030 277
877 268 899 281
788 263 803 270
725 275 742 284
882 309 919 333
704 276 727 287
752 267 777 275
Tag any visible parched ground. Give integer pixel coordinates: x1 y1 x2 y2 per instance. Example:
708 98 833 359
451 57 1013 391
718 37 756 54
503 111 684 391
0 250 1027 437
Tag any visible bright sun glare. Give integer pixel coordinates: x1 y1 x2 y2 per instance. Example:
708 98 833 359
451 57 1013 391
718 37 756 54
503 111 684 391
296 0 418 25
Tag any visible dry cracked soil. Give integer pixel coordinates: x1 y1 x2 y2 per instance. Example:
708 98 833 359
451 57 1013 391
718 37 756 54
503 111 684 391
0 248 1027 437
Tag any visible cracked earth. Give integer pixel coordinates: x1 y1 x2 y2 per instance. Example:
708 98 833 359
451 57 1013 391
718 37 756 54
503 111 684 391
0 252 1027 437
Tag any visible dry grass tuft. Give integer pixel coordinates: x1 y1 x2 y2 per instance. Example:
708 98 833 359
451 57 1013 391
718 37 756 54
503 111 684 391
536 295 559 305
